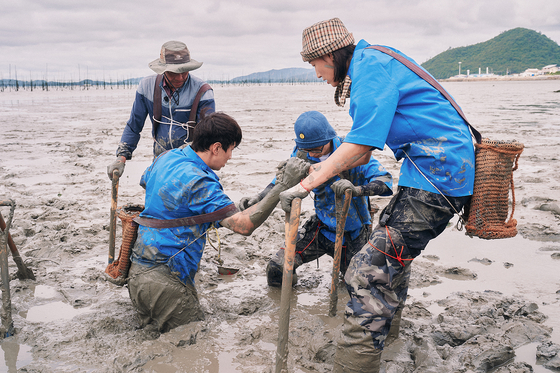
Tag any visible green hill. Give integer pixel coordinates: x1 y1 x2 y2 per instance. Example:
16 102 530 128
421 28 560 79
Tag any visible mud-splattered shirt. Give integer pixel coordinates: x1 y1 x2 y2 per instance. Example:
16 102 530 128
117 74 215 159
344 39 475 197
277 136 393 243
131 146 234 286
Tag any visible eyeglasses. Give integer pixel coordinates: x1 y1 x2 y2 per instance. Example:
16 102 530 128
301 144 325 154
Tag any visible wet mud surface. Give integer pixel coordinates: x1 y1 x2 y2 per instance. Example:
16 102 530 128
0 82 559 372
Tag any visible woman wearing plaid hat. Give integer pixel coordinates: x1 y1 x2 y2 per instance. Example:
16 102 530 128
279 18 475 372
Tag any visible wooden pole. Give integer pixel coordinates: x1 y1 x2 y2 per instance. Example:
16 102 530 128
0 199 16 337
108 170 119 264
275 198 301 373
329 189 352 317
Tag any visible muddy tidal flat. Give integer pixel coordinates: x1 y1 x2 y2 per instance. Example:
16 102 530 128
0 81 559 372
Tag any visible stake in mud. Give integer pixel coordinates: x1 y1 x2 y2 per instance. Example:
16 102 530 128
275 197 301 373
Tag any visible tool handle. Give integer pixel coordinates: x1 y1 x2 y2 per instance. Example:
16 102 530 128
108 170 120 264
0 211 18 255
329 188 353 317
275 198 301 373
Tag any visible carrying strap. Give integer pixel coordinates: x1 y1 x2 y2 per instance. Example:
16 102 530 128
152 75 213 141
366 46 482 144
152 74 164 137
188 83 212 124
134 203 238 229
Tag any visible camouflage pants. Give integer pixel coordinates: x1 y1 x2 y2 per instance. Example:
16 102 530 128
341 187 470 350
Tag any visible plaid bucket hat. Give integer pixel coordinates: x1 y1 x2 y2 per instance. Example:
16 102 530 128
148 41 203 74
300 18 355 62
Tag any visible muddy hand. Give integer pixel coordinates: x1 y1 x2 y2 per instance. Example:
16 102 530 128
279 183 309 213
277 157 310 188
331 179 360 196
238 195 260 211
107 157 125 180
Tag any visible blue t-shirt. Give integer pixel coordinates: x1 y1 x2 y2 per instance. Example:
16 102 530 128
344 39 475 197
131 146 234 286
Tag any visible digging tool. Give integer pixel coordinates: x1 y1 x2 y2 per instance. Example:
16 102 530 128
108 169 119 264
329 188 352 317
275 197 301 373
0 199 16 337
206 226 239 275
0 210 35 280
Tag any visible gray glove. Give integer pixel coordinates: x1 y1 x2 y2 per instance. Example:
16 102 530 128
279 183 310 212
331 179 361 196
238 183 274 211
276 157 310 188
238 195 260 211
107 157 125 180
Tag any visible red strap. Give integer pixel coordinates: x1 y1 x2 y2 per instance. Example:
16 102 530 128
134 203 238 228
367 226 413 267
366 46 481 144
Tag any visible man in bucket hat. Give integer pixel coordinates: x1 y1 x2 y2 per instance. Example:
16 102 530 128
279 18 475 372
107 41 215 180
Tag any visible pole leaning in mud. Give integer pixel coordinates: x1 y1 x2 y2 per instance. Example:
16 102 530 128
0 199 16 337
329 188 352 317
275 197 301 373
108 170 119 264
0 210 35 281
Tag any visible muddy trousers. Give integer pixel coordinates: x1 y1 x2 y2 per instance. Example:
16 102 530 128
266 215 368 287
333 187 470 372
128 263 205 333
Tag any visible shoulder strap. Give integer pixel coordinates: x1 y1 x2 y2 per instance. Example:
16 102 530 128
152 74 164 137
188 83 213 124
366 46 482 144
133 203 238 229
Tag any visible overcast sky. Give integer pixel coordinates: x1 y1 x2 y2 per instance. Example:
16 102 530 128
2 0 560 82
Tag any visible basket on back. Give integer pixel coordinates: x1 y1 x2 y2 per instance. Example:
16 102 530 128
465 139 524 239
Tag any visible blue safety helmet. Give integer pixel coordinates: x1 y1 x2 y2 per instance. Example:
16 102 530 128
293 111 337 149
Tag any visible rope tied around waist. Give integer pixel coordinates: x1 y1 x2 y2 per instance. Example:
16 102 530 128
367 226 413 267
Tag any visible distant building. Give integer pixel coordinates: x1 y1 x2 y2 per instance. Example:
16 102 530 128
520 68 541 77
542 64 559 74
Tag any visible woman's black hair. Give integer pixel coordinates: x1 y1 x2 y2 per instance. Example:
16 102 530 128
331 44 356 83
191 110 242 152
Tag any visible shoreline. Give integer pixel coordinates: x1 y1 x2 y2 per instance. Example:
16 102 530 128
440 74 560 82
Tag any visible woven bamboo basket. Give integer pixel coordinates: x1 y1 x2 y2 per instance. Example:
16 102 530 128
465 139 524 239
105 204 144 285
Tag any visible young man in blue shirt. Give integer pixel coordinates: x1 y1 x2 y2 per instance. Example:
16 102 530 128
128 111 310 332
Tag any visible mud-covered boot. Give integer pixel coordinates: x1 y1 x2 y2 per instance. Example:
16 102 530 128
384 305 404 347
266 249 301 287
333 317 383 373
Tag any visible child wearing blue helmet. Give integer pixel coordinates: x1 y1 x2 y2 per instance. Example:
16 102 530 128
240 110 393 286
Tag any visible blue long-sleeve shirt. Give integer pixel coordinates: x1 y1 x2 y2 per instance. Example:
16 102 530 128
275 136 393 242
117 74 215 159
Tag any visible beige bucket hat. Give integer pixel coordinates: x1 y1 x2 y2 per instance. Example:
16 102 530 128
148 41 203 74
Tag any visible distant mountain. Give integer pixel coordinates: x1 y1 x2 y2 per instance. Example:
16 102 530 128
229 68 321 83
421 28 560 79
